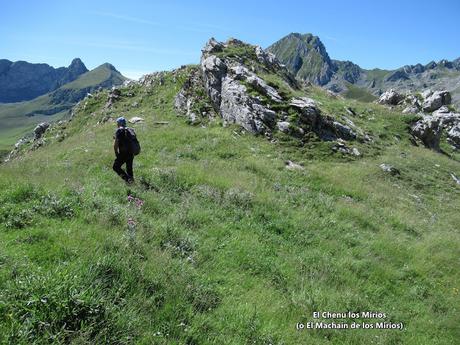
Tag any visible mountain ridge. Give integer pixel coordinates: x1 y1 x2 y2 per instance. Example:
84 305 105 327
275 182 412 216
267 33 460 107
0 63 126 156
0 58 89 103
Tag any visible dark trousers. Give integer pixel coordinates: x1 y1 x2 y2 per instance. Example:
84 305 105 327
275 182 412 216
113 154 134 181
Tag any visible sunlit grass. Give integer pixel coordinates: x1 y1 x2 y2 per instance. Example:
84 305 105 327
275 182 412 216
0 67 459 344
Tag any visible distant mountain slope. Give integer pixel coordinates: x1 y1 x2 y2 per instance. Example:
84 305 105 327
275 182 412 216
0 63 126 156
267 33 460 107
267 33 334 85
0 58 88 102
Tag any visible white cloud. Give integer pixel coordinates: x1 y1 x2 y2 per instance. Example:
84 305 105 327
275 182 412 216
91 12 162 26
91 11 229 34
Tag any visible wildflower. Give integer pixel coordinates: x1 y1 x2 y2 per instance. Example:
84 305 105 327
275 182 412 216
127 195 144 209
127 217 136 227
135 198 144 209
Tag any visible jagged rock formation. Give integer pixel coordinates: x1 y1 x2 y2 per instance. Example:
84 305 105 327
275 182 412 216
352 85 459 151
411 116 443 150
0 58 88 103
378 89 405 106
174 67 216 124
402 95 422 114
175 38 359 143
421 90 452 112
374 88 458 150
33 122 50 140
6 122 53 161
448 124 460 148
378 88 452 115
411 105 460 150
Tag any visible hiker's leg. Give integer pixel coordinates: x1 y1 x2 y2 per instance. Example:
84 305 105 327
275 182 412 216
113 156 128 180
126 155 134 180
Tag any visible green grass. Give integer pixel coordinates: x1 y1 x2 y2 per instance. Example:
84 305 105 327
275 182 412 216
0 94 68 155
343 83 377 103
0 68 459 344
364 68 391 83
0 64 126 156
61 64 125 90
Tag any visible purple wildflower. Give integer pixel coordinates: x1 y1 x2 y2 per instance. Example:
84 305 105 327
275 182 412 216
127 217 136 227
134 198 144 209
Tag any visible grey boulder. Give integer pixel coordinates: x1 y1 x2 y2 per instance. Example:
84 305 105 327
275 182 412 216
422 90 451 112
290 97 321 126
277 121 291 133
34 122 50 139
378 89 404 105
411 116 442 150
379 164 401 175
403 106 420 114
129 117 144 124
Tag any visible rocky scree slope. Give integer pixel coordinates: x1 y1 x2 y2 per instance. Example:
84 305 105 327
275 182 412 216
175 38 358 144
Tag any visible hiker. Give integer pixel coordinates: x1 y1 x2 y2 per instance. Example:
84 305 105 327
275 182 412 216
113 117 140 183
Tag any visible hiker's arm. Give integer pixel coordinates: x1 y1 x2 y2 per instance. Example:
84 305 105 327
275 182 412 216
113 139 119 155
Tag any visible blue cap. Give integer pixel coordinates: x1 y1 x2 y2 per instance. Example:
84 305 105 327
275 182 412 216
116 117 126 126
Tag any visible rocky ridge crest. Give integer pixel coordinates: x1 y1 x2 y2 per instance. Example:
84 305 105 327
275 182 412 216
175 38 359 143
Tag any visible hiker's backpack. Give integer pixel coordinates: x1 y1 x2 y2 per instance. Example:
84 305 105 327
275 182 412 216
124 127 141 156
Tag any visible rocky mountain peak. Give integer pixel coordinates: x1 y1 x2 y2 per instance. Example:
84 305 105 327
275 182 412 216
267 32 334 85
267 33 460 107
69 58 88 74
62 58 88 83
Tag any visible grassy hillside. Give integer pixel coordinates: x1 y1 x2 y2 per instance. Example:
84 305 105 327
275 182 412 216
0 64 126 156
0 67 459 344
343 83 377 103
0 94 67 157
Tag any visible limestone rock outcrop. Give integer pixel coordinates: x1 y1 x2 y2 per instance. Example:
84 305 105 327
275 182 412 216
175 38 359 142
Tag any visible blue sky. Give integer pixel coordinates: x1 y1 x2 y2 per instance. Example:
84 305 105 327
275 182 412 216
1 0 459 79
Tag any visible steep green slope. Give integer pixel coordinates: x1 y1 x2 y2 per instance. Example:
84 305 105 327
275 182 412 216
0 64 459 345
267 33 335 85
0 64 126 156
